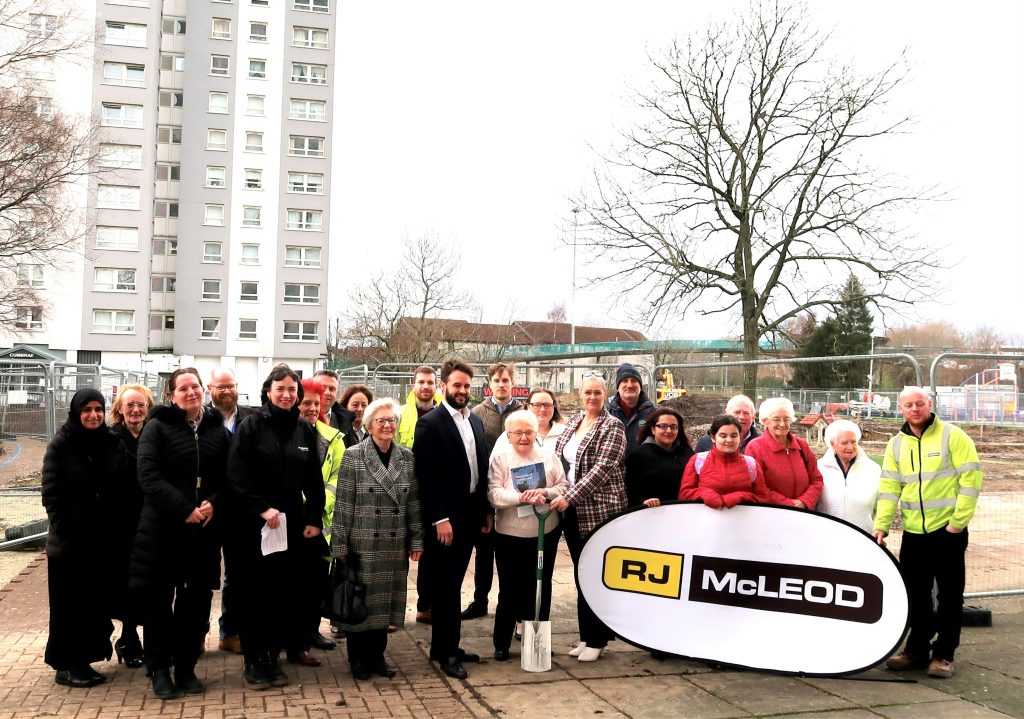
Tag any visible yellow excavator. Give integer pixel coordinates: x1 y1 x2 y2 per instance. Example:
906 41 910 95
655 368 686 404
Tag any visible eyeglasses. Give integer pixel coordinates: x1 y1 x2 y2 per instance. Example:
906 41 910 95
372 417 398 426
653 423 679 431
582 370 606 379
766 417 792 425
528 402 553 410
510 430 536 438
124 402 148 410
210 384 237 391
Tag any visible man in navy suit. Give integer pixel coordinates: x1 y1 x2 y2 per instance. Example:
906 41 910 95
413 359 491 679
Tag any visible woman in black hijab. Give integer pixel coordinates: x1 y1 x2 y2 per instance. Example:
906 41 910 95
41 388 124 688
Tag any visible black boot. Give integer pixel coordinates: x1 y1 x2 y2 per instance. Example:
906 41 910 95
55 667 104 688
243 656 270 689
174 666 204 694
115 636 144 668
150 668 181 700
261 654 289 687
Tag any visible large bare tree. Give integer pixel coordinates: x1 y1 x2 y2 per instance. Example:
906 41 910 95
576 1 938 395
0 0 94 330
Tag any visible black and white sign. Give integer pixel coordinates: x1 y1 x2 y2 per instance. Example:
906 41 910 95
578 503 908 675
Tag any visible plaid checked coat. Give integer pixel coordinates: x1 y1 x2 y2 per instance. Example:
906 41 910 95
330 439 424 632
554 409 627 538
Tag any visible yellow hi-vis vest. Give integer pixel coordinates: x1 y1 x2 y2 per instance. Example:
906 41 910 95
397 390 442 448
874 416 982 535
316 420 344 549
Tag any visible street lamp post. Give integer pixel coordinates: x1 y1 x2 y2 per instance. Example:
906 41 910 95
570 208 579 349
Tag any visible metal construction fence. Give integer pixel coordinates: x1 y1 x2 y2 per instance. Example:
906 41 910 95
4 353 1021 598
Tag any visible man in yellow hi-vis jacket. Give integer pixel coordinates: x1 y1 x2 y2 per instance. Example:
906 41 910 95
873 386 983 679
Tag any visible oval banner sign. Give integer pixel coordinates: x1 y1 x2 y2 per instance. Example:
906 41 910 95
578 503 908 675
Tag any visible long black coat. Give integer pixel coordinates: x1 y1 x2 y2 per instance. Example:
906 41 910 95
130 405 229 592
227 403 326 557
106 423 145 620
624 438 694 507
41 406 124 669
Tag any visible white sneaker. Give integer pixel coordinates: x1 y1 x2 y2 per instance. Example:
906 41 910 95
568 642 587 657
577 646 605 662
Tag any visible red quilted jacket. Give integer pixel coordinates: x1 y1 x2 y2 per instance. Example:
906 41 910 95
678 447 769 508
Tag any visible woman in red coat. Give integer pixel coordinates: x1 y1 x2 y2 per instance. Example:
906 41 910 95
744 398 823 509
679 415 768 507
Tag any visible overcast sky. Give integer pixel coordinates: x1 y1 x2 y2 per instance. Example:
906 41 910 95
331 1 1024 343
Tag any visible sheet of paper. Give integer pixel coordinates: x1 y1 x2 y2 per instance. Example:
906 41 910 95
260 513 288 556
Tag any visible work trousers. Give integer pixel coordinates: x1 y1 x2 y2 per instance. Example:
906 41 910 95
900 526 968 661
562 507 615 649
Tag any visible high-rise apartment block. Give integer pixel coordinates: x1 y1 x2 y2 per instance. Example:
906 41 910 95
5 0 333 392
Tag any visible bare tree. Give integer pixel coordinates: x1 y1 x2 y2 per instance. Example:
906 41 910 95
575 1 938 395
0 0 95 331
340 234 476 364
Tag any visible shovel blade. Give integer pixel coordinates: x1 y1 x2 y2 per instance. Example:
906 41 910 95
520 620 552 672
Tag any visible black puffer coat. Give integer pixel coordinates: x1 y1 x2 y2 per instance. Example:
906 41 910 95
227 403 326 553
105 423 145 619
624 437 694 507
130 405 229 592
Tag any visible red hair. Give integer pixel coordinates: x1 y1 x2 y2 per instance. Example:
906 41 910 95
300 378 327 423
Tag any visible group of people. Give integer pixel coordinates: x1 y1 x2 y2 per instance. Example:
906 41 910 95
41 359 982 694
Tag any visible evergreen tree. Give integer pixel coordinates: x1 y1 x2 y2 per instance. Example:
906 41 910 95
791 276 874 388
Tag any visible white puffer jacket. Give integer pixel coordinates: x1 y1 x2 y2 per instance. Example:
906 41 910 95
816 448 881 534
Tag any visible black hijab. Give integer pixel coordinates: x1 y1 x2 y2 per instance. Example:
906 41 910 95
65 388 117 462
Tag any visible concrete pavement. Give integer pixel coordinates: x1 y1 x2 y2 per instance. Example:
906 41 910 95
0 546 1021 719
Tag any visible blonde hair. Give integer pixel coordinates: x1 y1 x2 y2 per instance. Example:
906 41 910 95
109 384 154 426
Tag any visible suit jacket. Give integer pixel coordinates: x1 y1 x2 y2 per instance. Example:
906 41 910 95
327 401 360 447
205 402 255 435
412 404 489 536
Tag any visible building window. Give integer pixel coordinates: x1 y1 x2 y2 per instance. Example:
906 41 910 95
240 281 258 302
293 0 328 12
211 18 231 39
151 274 176 292
153 200 179 218
152 237 177 255
210 55 230 76
97 185 141 210
158 90 184 107
244 169 263 189
155 163 180 181
104 21 147 47
149 313 174 334
284 246 321 267
286 209 322 231
27 57 54 80
107 0 149 6
289 99 326 121
288 135 324 157
96 226 139 250
251 0 268 5
93 309 135 333
99 144 143 169
201 317 220 339
158 125 182 144
94 267 137 292
102 62 145 87
16 264 44 288
162 17 186 35
204 204 225 225
246 94 265 116
160 53 185 71
239 319 257 339
292 26 328 49
283 321 318 341
283 283 319 304
248 58 266 79
32 96 53 118
202 279 221 300
208 91 229 113
242 206 261 227
203 242 222 263
29 14 56 37
244 132 263 152
101 103 143 128
206 166 226 187
207 129 227 150
287 172 324 194
241 244 259 264
249 21 267 42
290 62 327 85
15 307 44 330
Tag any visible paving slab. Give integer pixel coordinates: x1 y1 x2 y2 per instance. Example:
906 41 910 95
475 677 625 718
872 698 1015 718
589 674 749 718
801 674 952 706
687 671 855 716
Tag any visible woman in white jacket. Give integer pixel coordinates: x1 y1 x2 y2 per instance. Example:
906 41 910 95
816 420 881 534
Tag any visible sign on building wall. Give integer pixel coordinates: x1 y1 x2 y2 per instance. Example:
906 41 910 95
578 503 908 675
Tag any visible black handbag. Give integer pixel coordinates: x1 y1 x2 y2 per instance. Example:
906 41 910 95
321 556 368 625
